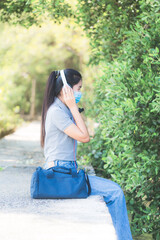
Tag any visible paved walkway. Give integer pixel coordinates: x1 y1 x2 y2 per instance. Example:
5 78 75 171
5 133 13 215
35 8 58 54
0 121 117 240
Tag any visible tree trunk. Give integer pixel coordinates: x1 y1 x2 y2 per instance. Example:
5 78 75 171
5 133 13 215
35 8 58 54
29 79 36 120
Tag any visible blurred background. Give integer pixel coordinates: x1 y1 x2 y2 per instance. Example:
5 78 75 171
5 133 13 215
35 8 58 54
0 18 97 138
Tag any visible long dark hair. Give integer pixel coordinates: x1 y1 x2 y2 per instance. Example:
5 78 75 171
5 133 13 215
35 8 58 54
40 68 82 148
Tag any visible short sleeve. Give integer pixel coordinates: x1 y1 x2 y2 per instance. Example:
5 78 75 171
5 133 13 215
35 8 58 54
51 107 74 131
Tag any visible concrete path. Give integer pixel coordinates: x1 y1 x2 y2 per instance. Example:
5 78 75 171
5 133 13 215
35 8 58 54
0 121 117 240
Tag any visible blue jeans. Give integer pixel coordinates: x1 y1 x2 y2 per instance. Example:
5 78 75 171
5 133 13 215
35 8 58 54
45 160 133 240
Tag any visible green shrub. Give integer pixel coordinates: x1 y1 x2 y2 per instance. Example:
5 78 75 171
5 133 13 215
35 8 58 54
78 58 160 238
77 1 160 238
0 111 23 138
78 22 160 240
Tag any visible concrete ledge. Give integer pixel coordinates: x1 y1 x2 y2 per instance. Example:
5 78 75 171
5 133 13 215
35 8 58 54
0 166 117 240
0 121 117 240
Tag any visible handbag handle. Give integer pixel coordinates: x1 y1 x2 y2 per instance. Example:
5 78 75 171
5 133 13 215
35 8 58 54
52 166 72 173
46 166 77 178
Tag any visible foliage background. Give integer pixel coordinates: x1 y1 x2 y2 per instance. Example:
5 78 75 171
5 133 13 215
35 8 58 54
76 1 160 239
0 18 95 137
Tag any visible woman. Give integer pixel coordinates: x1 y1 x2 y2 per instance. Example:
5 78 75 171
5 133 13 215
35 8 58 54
41 68 133 240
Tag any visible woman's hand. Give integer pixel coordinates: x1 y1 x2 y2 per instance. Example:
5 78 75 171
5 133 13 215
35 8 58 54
63 85 76 109
62 85 90 143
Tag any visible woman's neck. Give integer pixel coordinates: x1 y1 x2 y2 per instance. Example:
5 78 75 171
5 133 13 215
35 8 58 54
58 96 67 107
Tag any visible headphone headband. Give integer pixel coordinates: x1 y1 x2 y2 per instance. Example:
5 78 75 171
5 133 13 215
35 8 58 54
60 70 67 86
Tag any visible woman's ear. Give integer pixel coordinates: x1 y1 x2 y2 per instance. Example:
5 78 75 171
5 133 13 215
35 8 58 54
58 89 63 97
68 83 72 88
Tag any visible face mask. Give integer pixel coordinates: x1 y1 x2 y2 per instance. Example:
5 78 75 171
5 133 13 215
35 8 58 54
74 91 82 103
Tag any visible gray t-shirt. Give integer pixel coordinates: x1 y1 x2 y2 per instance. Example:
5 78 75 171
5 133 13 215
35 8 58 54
44 97 77 167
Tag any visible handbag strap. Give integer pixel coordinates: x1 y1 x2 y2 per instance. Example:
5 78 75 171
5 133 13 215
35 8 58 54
85 173 91 195
73 117 91 195
74 138 77 169
73 117 77 170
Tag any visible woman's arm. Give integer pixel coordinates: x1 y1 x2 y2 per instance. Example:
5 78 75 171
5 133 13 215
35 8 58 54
63 85 90 143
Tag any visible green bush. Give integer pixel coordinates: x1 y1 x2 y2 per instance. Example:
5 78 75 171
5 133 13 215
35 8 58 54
77 1 160 239
78 58 160 239
0 104 23 138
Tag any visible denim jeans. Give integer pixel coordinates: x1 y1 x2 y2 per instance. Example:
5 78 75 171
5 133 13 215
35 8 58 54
45 160 133 240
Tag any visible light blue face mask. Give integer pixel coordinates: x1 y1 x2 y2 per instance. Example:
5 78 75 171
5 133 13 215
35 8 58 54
74 91 82 103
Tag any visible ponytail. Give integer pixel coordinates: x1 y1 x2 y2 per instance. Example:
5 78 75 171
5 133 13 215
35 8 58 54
40 68 82 148
41 71 57 148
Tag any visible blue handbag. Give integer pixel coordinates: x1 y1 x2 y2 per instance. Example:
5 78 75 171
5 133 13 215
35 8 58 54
30 166 91 199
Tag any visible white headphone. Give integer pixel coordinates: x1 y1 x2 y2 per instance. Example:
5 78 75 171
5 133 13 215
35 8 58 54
60 70 68 86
